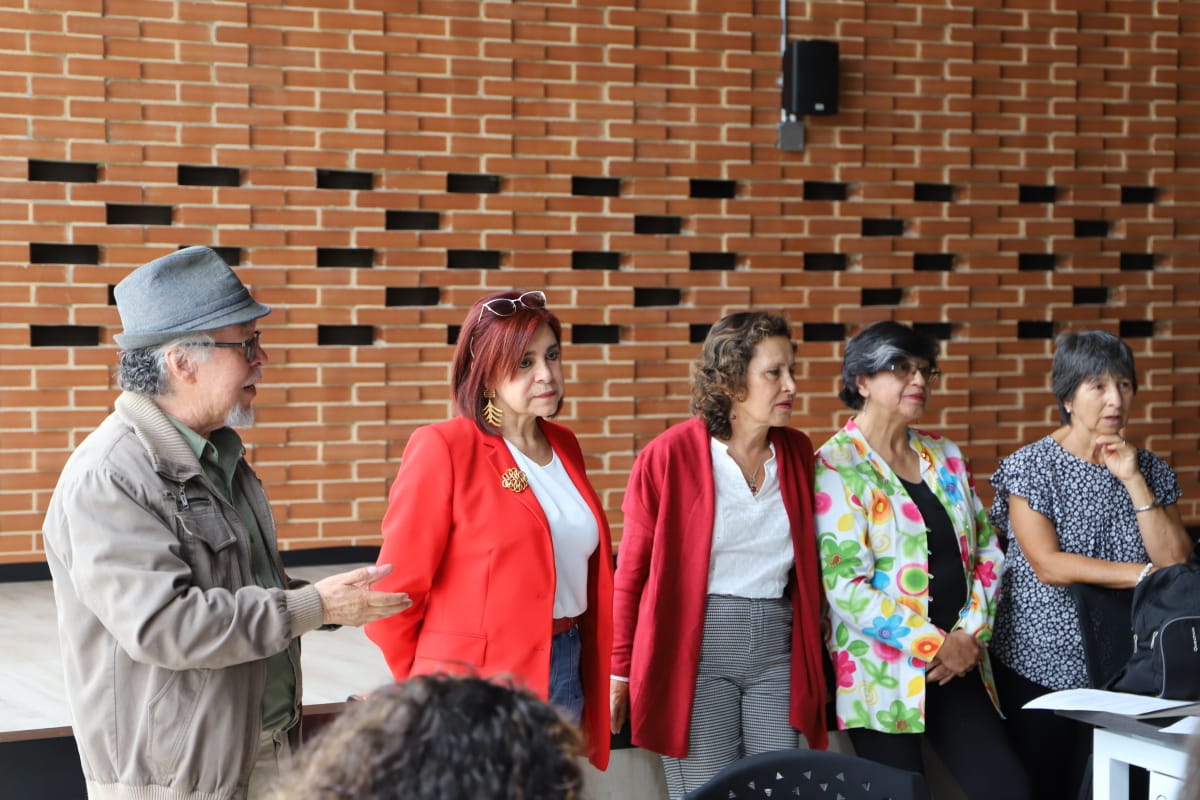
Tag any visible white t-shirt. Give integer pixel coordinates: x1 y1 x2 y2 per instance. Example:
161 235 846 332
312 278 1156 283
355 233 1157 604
505 440 599 618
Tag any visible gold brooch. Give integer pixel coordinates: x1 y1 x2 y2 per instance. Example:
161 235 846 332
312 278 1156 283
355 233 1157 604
501 468 529 493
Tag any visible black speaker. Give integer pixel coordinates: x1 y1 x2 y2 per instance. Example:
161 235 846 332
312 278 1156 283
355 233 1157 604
782 40 839 116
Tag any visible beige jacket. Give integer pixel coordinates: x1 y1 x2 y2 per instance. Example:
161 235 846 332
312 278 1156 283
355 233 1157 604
42 392 325 800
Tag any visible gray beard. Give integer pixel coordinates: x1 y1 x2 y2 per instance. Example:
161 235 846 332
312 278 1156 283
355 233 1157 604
224 405 255 429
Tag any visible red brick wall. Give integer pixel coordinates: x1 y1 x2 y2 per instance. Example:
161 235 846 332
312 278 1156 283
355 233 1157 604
2 1 1198 562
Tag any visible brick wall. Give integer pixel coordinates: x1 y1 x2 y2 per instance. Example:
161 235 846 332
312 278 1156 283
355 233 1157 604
2 0 1198 563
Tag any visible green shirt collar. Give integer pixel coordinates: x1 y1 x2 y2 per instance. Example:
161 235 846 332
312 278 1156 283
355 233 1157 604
164 416 245 498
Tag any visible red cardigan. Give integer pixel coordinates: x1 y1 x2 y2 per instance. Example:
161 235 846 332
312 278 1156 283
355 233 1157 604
612 416 828 757
366 416 614 769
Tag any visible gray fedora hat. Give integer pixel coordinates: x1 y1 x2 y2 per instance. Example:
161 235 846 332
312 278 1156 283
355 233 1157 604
114 246 271 350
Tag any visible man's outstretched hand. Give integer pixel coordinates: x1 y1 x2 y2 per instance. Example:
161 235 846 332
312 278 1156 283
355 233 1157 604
314 564 411 627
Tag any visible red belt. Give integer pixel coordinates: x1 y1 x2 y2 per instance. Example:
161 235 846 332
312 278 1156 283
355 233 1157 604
552 616 581 635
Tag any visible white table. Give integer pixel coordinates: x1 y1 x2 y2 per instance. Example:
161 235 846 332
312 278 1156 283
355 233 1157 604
1062 711 1192 800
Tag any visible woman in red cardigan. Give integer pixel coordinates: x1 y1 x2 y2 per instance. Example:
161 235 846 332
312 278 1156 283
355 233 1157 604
366 290 614 770
610 312 827 797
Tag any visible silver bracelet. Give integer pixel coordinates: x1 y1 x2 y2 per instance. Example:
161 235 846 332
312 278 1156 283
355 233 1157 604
1137 562 1155 584
1132 498 1162 513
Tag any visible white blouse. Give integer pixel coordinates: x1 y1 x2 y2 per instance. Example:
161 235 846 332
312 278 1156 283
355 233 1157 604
505 440 599 618
707 438 793 598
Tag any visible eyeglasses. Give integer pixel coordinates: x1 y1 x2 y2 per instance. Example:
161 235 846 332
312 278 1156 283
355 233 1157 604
478 291 547 323
204 331 262 363
886 359 942 384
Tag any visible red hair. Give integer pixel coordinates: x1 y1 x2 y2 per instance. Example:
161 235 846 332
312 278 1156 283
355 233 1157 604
452 290 563 434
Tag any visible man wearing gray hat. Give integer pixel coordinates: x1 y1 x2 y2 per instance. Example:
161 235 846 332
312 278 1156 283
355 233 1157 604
42 246 412 800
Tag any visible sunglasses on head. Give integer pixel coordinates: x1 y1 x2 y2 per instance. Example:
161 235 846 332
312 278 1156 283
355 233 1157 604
477 291 547 324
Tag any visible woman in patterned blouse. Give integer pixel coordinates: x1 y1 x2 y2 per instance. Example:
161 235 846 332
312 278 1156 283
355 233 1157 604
815 321 1029 799
990 330 1191 799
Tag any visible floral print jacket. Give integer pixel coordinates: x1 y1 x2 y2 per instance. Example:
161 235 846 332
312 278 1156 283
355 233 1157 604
814 418 1005 734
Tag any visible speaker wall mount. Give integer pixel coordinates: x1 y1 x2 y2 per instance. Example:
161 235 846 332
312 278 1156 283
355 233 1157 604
778 39 840 152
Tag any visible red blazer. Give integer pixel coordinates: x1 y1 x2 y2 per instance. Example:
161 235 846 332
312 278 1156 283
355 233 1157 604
366 416 614 769
612 417 828 757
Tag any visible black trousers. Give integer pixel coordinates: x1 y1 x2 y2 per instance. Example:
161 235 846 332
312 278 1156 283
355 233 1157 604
848 670 1032 800
992 659 1093 800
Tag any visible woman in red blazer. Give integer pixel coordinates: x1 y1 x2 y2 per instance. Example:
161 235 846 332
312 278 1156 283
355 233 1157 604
610 312 827 797
366 290 614 770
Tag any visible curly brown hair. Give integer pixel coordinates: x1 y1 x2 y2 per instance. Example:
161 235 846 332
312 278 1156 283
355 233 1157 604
690 311 791 439
269 675 584 800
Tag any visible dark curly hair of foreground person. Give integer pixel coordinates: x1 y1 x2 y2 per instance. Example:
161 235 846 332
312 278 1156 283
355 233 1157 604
268 674 584 800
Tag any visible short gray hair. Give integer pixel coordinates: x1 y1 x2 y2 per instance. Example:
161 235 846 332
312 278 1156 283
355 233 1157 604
839 321 939 410
117 333 214 396
1052 330 1137 424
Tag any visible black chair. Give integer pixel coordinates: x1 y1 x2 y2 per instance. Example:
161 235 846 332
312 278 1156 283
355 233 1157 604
682 748 930 800
1068 583 1141 800
1068 582 1135 688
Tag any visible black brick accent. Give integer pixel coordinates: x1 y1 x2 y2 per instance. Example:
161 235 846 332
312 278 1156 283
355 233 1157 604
802 323 846 342
689 323 711 343
633 287 681 307
1017 321 1056 340
571 324 620 344
913 183 955 202
914 322 953 341
317 169 373 190
1074 219 1110 238
1119 320 1155 339
803 181 848 201
31 325 100 347
690 252 737 271
689 179 736 199
1073 287 1108 305
634 215 683 235
1120 253 1155 271
913 253 954 272
447 173 501 194
447 250 502 270
1019 185 1058 203
317 248 374 268
177 165 241 187
1121 185 1158 204
106 204 173 226
28 159 97 183
804 253 847 271
385 287 440 307
386 210 440 230
862 218 904 237
571 176 621 197
862 288 904 306
1018 253 1057 272
571 251 621 271
317 325 374 346
29 243 99 264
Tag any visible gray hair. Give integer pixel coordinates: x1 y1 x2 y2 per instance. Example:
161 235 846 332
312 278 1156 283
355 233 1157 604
117 333 214 396
1052 330 1137 424
839 321 939 410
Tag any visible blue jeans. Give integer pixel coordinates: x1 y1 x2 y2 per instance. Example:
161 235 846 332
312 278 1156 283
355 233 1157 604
549 625 584 725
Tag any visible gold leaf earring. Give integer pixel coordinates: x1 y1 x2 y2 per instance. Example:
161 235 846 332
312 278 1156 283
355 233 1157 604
483 388 503 426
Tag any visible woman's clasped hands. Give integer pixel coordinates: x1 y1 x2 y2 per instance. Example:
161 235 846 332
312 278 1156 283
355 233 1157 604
926 630 983 685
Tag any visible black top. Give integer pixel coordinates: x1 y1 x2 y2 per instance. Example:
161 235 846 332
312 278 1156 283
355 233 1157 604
901 477 968 633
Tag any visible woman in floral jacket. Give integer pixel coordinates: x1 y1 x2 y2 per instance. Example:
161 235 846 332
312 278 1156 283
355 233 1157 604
814 322 1029 800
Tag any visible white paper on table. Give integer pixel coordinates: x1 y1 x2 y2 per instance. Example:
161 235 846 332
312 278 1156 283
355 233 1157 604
1022 688 1200 718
